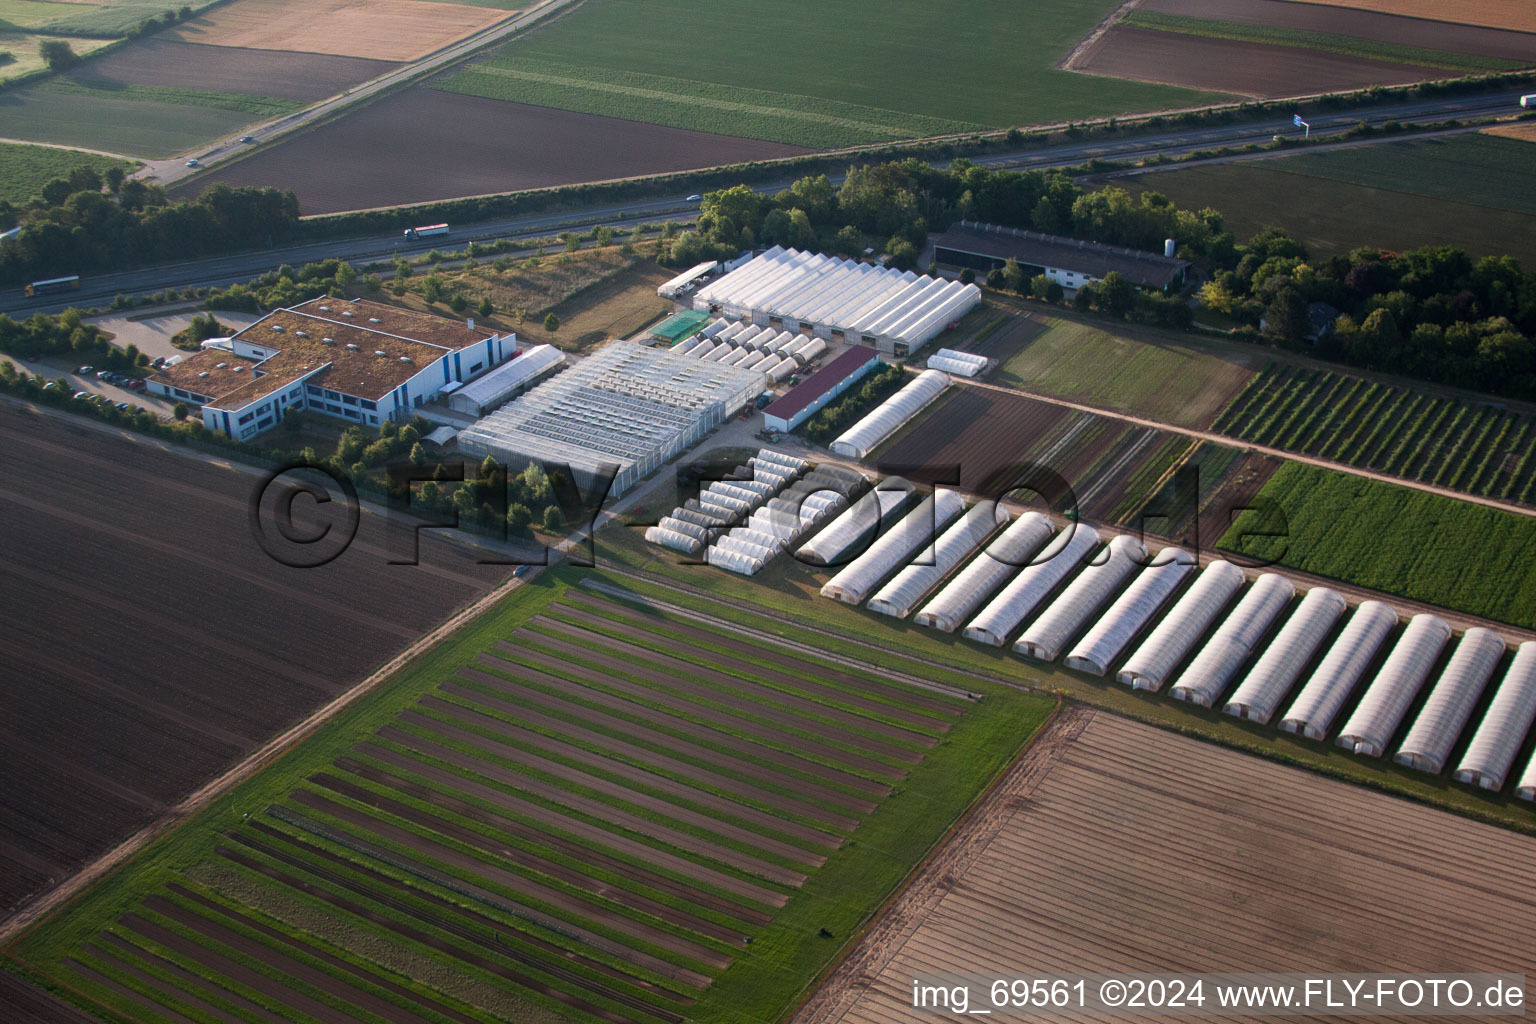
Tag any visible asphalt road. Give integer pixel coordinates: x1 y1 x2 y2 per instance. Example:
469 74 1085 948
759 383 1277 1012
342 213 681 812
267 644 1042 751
4 86 1528 318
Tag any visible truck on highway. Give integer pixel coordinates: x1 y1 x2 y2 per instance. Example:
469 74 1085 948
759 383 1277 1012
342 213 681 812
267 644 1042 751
403 223 450 240
25 275 80 297
1522 94 1535 108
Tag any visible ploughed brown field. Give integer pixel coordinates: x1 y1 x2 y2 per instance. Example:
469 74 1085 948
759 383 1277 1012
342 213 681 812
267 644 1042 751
1076 24 1435 96
0 402 512 916
797 708 1536 1024
71 38 400 103
1142 0 1536 61
177 88 810 215
1290 0 1536 35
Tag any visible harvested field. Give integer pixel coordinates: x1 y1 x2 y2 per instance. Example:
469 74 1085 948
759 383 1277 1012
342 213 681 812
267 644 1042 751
989 311 1257 428
0 402 512 916
1289 0 1536 35
170 0 508 61
1141 0 1536 61
1075 24 1436 96
1214 363 1536 504
1484 122 1536 141
180 88 808 215
10 572 1048 1024
796 708 1536 1024
72 37 399 102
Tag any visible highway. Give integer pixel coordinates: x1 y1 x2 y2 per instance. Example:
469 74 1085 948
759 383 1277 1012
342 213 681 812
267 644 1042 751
4 86 1528 318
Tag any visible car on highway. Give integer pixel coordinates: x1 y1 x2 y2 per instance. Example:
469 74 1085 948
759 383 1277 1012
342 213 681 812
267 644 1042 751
185 159 200 168
686 194 703 203
239 135 256 144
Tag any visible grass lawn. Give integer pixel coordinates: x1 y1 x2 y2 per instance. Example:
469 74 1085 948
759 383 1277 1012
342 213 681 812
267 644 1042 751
0 30 114 84
1124 134 1536 266
1219 461 1536 631
0 0 95 30
18 0 216 36
437 0 1228 147
1121 11 1525 72
0 138 137 203
993 311 1258 428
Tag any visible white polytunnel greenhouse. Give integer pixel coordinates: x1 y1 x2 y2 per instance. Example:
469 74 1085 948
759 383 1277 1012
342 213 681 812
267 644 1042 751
866 503 1006 619
963 523 1101 647
914 512 1055 633
925 348 989 377
1454 641 1536 790
830 370 951 459
1336 613 1452 756
1223 587 1347 723
1394 627 1506 774
643 526 702 557
692 246 982 357
1279 600 1398 741
796 478 914 566
821 490 967 605
1169 573 1295 708
1014 535 1148 662
1063 547 1195 676
1115 560 1245 692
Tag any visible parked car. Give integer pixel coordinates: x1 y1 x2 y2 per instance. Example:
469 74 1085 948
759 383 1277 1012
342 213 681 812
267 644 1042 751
150 356 165 369
76 365 93 374
125 379 146 391
96 370 112 380
73 391 90 400
514 565 534 578
114 401 131 411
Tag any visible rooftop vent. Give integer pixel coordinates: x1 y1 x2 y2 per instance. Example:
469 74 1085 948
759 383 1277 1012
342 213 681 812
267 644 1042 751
197 371 209 378
318 305 331 312
321 337 334 344
367 317 381 324
215 362 228 369
398 356 412 364
270 324 285 332
341 311 354 318
295 330 308 338
374 350 387 357
345 343 359 350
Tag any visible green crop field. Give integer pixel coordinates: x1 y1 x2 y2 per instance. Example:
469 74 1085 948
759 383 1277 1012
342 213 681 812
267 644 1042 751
1121 12 1525 72
7 570 1049 1024
0 81 292 157
0 30 114 83
1220 461 1536 631
1124 134 1536 266
0 140 136 203
992 312 1258 428
1216 364 1536 505
0 0 91 30
434 0 1229 147
6 0 215 37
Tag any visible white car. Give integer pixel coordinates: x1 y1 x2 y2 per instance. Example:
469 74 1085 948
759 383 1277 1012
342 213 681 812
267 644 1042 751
186 159 200 168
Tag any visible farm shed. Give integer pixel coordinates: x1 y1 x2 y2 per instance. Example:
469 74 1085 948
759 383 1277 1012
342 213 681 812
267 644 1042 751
1395 628 1506 775
1337 614 1452 757
1014 534 1147 662
1279 601 1399 742
963 523 1101 647
866 502 1004 619
657 262 719 300
449 344 564 416
931 220 1191 292
830 370 950 459
1116 560 1245 692
691 246 981 357
1454 642 1536 790
796 477 913 566
926 348 989 377
1063 547 1195 677
820 490 967 605
1170 573 1296 708
1224 587 1347 723
457 342 764 498
761 347 881 432
914 512 1055 633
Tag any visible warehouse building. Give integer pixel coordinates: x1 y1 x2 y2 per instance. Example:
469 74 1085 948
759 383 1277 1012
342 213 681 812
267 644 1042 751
457 342 764 498
147 297 512 441
692 246 981 357
447 344 564 416
931 221 1191 293
761 346 881 432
